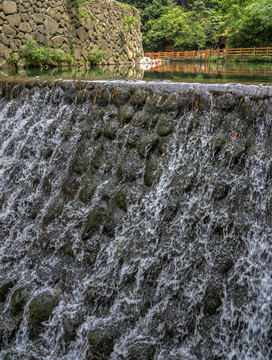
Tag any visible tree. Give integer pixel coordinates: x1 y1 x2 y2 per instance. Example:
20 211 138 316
226 0 272 47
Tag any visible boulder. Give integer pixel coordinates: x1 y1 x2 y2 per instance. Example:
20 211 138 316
28 292 59 339
3 1 17 15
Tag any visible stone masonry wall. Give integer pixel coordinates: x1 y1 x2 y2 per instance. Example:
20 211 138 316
0 0 143 69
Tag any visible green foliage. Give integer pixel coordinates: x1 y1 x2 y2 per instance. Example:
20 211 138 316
119 0 272 51
210 54 219 61
88 50 105 66
69 36 75 56
226 0 272 47
20 40 72 68
227 55 272 63
69 0 93 19
122 16 139 32
6 51 18 65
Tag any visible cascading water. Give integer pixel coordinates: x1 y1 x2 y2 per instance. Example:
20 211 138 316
0 79 271 360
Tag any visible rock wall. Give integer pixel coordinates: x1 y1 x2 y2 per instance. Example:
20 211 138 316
0 0 143 69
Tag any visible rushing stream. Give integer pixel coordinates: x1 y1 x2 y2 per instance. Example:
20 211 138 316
0 79 271 360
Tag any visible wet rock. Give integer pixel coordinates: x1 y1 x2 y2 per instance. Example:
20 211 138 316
82 206 106 240
76 89 89 104
132 112 159 129
158 136 173 155
61 174 81 199
203 282 223 315
157 116 174 136
138 134 159 157
0 279 14 302
111 87 132 107
63 314 82 342
104 119 119 139
117 125 140 149
144 155 162 186
114 188 128 211
0 315 22 346
125 341 156 360
28 292 59 339
78 179 96 203
103 213 116 238
42 197 64 225
63 87 77 104
212 184 231 200
118 104 134 125
130 91 147 107
99 88 112 106
116 163 137 182
10 287 28 316
161 202 179 222
91 147 103 169
213 93 236 111
87 324 118 358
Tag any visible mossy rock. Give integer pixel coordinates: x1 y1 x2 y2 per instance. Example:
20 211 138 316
116 163 137 182
111 87 132 107
78 179 96 203
144 156 162 187
0 279 15 302
156 116 174 136
76 89 89 104
203 282 223 315
125 342 156 360
137 134 159 157
91 147 103 169
117 126 140 149
103 213 116 238
158 136 174 155
0 196 5 211
212 184 231 200
10 287 28 316
104 120 119 139
28 292 59 339
82 206 106 240
132 112 159 129
114 188 128 211
129 91 147 107
87 325 118 358
62 87 78 104
118 104 134 125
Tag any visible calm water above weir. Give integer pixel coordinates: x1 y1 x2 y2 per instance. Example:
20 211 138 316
1 61 272 84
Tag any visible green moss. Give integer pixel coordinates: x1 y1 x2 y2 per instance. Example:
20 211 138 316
114 189 128 211
0 279 14 302
83 206 106 239
10 287 28 316
28 292 59 339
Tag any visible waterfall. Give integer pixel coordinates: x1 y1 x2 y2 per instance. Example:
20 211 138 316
0 79 271 360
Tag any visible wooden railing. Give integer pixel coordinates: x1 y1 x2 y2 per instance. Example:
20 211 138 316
144 47 272 60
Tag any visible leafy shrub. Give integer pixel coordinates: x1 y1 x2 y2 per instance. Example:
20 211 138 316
210 55 219 62
89 50 105 66
121 16 139 32
69 0 93 19
20 40 72 68
6 51 18 65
